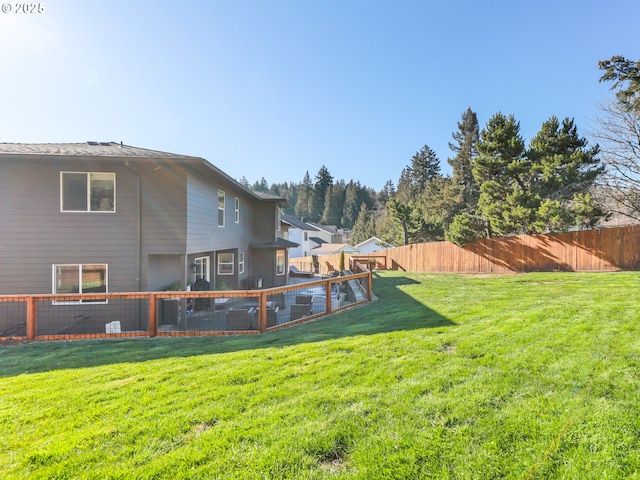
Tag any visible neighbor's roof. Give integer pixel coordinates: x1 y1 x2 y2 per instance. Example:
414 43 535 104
309 236 327 245
309 223 342 235
0 142 288 206
311 243 358 254
353 236 393 249
281 214 319 231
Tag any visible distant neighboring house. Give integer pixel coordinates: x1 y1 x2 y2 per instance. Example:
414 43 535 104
0 142 297 333
354 236 393 255
281 214 319 257
308 223 345 244
311 243 359 256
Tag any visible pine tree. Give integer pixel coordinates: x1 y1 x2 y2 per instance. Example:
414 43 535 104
528 116 604 231
350 203 376 245
321 181 345 225
295 171 313 220
599 56 640 114
475 112 530 236
407 145 441 196
447 107 480 214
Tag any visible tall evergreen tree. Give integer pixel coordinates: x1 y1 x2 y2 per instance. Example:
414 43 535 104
350 203 376 245
447 107 480 215
599 56 640 114
475 112 530 236
342 180 360 228
321 181 345 225
309 165 333 221
407 145 441 195
295 171 313 220
528 116 604 230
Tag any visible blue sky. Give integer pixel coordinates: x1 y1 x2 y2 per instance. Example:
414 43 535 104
1 1 639 190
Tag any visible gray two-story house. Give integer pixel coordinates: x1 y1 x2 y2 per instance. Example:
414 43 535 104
0 142 296 334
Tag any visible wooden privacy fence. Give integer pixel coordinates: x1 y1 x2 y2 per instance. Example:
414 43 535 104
0 271 372 342
290 225 640 274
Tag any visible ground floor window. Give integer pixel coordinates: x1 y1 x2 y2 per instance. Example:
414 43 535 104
276 250 285 276
218 252 234 275
52 264 108 304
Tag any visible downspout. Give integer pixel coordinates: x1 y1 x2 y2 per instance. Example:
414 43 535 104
136 173 142 292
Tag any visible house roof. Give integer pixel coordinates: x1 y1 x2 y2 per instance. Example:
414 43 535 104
311 243 358 254
249 238 299 249
0 142 198 158
354 236 393 249
0 142 289 207
309 236 327 245
309 223 341 235
281 214 319 231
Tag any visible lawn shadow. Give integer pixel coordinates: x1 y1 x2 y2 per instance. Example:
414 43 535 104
0 274 455 377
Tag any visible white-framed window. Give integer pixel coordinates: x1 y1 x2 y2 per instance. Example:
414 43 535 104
218 252 234 275
304 232 308 241
52 264 108 304
238 252 245 274
276 207 281 232
194 256 210 282
218 190 225 227
276 250 285 276
61 172 115 212
235 197 240 223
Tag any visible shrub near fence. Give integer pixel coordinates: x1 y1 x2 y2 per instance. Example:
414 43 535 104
0 271 373 342
290 225 640 274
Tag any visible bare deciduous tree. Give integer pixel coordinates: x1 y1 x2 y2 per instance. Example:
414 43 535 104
592 98 640 222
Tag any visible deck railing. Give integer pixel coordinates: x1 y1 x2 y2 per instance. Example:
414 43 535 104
0 271 373 342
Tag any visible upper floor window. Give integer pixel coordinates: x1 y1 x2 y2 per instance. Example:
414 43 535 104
61 172 115 212
304 232 308 241
276 207 281 232
235 197 240 223
218 190 225 227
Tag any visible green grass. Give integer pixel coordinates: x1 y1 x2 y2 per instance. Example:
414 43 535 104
1 271 640 479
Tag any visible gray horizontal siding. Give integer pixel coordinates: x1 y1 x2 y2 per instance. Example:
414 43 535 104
140 165 187 255
187 175 254 253
0 160 139 294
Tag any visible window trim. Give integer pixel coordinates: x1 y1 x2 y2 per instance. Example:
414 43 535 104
218 189 225 227
217 252 234 275
238 252 245 274
276 250 285 276
235 197 240 223
52 263 109 305
194 256 210 282
60 171 116 213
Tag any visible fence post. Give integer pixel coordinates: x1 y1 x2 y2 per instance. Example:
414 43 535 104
26 296 37 340
149 293 157 337
367 271 373 301
258 290 267 333
325 279 332 314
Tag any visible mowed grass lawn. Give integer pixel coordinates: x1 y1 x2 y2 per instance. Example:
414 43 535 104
1 271 640 479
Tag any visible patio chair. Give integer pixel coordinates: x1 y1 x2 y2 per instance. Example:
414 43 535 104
227 308 254 330
290 303 311 321
290 265 315 278
295 295 313 306
266 306 279 328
